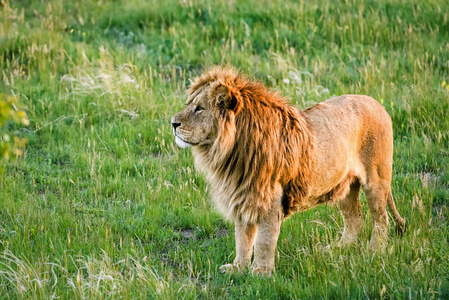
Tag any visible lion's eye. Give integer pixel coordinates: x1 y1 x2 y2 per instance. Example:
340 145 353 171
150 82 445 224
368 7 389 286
194 106 203 113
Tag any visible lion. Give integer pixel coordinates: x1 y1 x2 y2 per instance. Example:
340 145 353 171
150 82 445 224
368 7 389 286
171 67 406 275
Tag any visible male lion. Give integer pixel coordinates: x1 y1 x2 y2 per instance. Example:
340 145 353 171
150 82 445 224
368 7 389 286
171 67 406 275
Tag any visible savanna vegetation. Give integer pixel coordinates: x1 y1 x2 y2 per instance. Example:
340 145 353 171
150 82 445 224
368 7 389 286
0 0 448 298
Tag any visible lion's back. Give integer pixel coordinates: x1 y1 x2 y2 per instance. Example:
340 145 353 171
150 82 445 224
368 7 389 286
302 95 394 199
303 95 392 143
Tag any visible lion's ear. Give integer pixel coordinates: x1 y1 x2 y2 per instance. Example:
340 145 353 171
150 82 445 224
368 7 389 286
214 85 242 115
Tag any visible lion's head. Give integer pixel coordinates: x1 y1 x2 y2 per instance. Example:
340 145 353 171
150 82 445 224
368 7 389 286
171 67 243 150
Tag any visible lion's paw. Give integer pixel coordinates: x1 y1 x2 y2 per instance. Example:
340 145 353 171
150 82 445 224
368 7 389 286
338 233 358 248
369 239 388 253
250 266 273 277
219 263 242 274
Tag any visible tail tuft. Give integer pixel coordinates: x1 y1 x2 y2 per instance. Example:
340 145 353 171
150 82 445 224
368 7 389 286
387 192 406 236
395 220 406 236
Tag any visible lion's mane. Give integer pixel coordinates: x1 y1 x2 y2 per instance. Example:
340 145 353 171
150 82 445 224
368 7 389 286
190 67 314 224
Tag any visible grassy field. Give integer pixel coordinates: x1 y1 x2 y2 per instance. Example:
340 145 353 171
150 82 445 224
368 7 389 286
1 0 448 298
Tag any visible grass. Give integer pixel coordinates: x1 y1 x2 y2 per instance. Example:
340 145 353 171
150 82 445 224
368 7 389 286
0 0 448 298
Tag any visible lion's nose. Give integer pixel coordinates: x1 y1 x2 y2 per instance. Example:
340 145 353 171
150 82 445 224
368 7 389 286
171 121 181 130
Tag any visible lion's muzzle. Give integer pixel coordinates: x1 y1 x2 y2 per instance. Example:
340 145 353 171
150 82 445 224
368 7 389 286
171 115 193 148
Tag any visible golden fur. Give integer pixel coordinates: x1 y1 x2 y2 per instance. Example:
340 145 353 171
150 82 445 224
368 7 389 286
171 67 406 275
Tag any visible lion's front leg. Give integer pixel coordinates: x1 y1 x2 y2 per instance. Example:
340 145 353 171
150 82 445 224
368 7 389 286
251 200 283 276
219 219 257 274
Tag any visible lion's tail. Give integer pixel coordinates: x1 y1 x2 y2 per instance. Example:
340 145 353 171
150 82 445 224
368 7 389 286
387 191 406 235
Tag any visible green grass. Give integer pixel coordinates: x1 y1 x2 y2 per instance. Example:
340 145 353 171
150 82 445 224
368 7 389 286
1 0 448 298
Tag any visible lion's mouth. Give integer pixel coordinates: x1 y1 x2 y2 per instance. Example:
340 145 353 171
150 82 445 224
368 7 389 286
175 136 193 148
173 131 199 148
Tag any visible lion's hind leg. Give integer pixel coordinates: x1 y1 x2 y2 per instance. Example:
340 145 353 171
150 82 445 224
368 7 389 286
363 179 391 251
337 180 363 247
